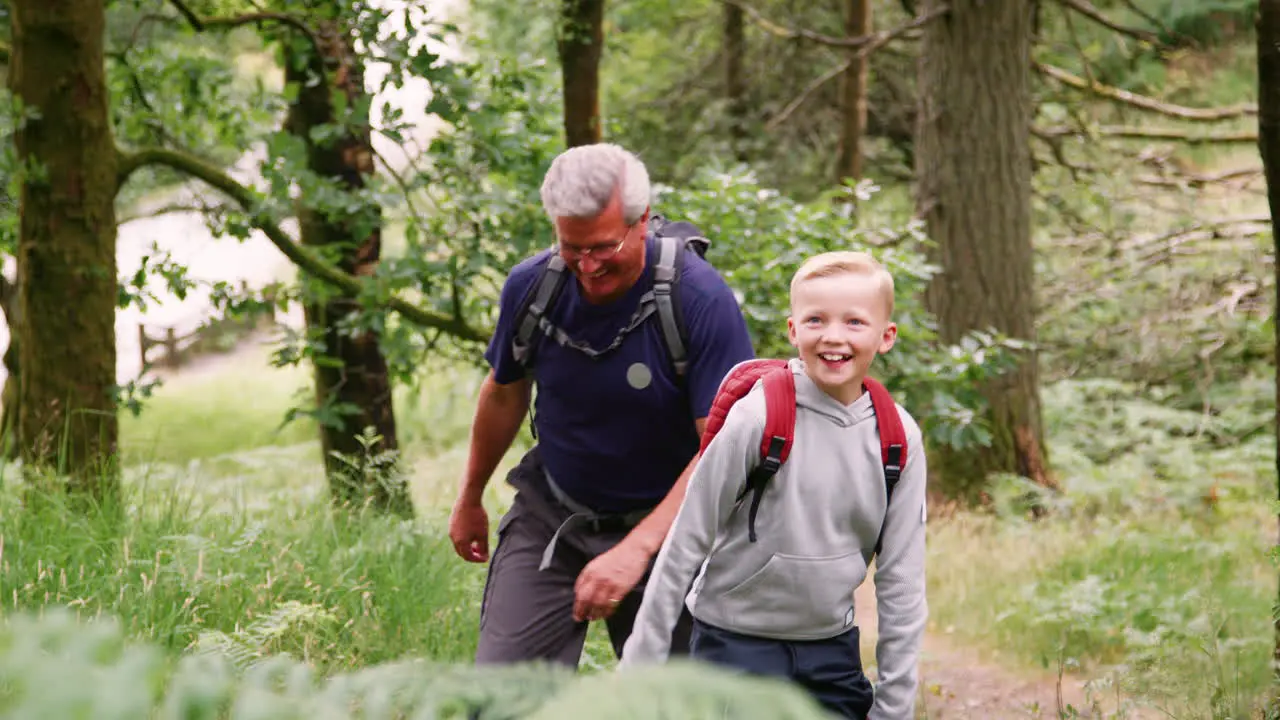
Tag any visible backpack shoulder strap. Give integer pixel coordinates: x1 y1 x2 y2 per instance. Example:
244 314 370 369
511 252 569 372
864 377 908 559
652 234 690 378
650 214 712 382
740 363 795 543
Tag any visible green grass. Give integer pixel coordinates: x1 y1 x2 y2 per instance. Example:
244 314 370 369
119 355 317 466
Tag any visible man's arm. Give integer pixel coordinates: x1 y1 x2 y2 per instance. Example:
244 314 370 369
449 371 531 563
458 371 532 505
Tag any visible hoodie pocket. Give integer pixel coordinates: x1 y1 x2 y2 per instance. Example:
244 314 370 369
713 550 865 636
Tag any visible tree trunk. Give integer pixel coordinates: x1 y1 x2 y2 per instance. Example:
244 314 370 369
557 0 605 147
9 0 119 498
914 0 1052 501
836 0 871 185
1254 0 1280 701
283 19 410 516
724 1 747 162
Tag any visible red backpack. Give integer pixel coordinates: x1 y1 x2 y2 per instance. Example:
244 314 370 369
699 359 908 556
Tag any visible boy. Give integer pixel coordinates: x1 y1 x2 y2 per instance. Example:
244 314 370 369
618 251 928 720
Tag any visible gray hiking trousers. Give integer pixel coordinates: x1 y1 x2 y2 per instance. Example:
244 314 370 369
474 447 694 666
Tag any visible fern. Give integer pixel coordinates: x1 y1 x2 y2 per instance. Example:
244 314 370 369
192 601 340 671
0 609 838 719
527 661 836 719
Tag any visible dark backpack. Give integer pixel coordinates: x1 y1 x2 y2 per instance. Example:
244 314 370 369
699 358 908 558
510 214 711 380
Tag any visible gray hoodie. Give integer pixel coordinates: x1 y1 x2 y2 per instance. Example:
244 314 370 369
619 358 928 720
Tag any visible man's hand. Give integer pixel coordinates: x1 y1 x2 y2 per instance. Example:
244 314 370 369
573 536 653 622
449 498 490 563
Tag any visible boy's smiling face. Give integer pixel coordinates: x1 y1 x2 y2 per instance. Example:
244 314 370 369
787 271 897 405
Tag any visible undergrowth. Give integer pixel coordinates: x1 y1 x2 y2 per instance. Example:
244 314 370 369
0 608 835 719
927 377 1276 719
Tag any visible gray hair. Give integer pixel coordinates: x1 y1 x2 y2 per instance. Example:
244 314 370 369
540 143 651 225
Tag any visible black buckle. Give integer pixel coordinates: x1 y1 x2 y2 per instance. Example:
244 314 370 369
759 454 781 475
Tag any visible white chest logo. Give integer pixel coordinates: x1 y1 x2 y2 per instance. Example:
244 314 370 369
627 362 653 390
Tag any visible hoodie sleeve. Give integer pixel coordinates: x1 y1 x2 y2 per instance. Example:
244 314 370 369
870 411 928 720
618 389 764 668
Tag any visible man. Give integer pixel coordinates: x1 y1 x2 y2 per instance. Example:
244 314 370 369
448 143 756 667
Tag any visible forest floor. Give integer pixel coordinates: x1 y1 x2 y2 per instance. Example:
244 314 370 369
854 580 1163 720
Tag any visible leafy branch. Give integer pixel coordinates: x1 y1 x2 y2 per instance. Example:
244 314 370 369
116 146 489 343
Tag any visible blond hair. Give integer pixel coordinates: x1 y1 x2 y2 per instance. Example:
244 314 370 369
789 251 895 317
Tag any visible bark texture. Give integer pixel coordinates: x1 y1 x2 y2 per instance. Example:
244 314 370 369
10 0 119 497
836 0 871 184
914 0 1052 500
557 0 605 147
284 17 409 516
1254 0 1280 696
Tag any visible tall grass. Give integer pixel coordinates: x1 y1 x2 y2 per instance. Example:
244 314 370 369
0 473 486 672
5 344 520 674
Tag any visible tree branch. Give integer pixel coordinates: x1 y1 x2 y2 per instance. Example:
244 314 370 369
1134 166 1262 189
116 146 488 343
1038 124 1259 145
1035 61 1258 121
165 0 205 31
161 2 322 56
1051 0 1164 46
720 0 947 49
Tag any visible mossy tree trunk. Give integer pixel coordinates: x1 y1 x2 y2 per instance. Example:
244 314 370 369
9 0 119 498
1254 0 1280 700
283 17 410 516
557 0 605 147
914 0 1052 502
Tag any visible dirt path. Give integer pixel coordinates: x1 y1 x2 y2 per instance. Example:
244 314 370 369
853 581 1159 719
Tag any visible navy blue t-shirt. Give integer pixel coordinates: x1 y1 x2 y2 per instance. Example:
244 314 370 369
484 233 756 512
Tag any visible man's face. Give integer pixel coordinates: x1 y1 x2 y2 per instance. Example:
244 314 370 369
787 273 897 404
553 189 648 304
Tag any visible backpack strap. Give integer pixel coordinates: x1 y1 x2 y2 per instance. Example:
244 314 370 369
864 377 908 559
734 366 796 543
511 219 709 383
650 214 710 383
511 252 570 372
652 234 690 379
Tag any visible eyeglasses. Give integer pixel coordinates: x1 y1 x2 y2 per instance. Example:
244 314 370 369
558 222 636 262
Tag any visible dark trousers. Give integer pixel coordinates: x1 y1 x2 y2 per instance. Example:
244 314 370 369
690 619 875 720
474 448 694 666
